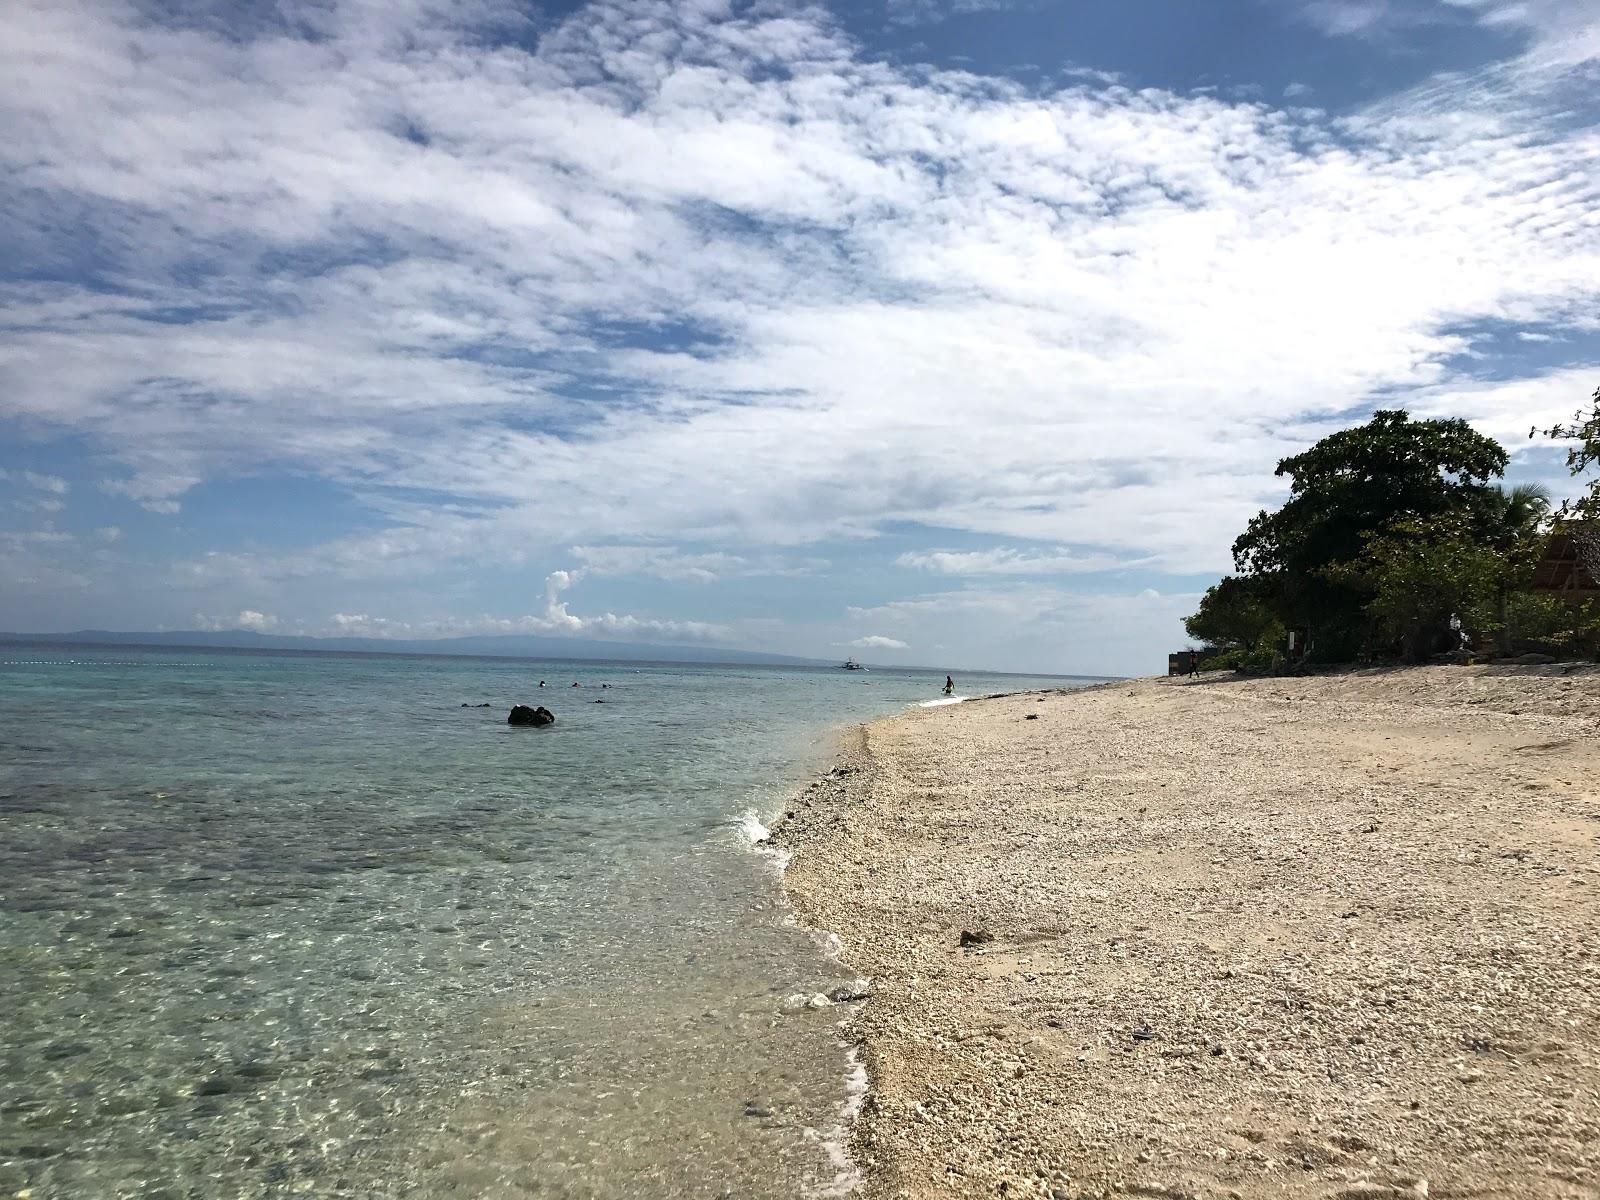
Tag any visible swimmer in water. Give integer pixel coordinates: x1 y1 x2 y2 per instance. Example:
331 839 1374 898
943 675 954 695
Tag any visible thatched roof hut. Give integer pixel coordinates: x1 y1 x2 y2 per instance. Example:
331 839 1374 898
1533 523 1600 599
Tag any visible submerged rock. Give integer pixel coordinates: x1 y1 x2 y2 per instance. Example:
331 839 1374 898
829 979 873 1002
507 705 555 727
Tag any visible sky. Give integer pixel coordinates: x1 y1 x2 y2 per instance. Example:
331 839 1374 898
2 0 1598 676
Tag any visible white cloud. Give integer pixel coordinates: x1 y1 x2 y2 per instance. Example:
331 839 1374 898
1443 0 1600 68
0 0 1596 668
0 469 69 494
1407 364 1599 451
196 608 279 632
1299 0 1399 37
897 546 1145 576
851 635 909 649
1299 0 1600 69
325 569 729 643
887 0 1037 27
844 583 1203 675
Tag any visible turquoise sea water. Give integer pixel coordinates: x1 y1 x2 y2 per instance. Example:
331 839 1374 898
0 646 1095 1198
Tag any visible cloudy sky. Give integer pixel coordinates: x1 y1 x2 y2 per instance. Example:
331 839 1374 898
2 0 1596 675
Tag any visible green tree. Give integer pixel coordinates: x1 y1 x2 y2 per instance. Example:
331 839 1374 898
1183 576 1279 653
1534 385 1600 518
1328 515 1501 662
1233 409 1508 659
1480 483 1552 654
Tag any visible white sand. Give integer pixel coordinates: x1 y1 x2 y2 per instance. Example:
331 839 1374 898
777 666 1600 1200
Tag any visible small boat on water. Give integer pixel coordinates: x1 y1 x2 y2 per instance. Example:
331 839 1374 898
840 657 866 670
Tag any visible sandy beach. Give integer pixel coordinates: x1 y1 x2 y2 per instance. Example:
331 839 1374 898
778 667 1600 1200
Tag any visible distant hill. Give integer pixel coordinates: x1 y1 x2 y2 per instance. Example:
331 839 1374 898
0 628 835 668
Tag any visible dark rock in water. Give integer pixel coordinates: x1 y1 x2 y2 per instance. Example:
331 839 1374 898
461 702 492 708
959 929 993 948
593 699 605 704
508 705 555 727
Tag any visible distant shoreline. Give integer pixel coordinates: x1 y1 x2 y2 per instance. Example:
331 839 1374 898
777 665 1600 1198
0 633 1117 680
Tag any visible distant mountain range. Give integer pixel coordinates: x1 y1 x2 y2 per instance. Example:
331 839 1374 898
0 628 835 667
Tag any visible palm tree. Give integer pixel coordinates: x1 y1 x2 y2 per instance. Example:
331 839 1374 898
1488 483 1552 653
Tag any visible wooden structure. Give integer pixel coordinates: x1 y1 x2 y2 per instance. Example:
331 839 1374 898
1533 524 1600 600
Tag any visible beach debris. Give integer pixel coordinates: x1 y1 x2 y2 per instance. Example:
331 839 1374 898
829 979 873 1003
507 705 555 727
1025 713 1040 720
959 929 994 947
742 1101 774 1118
1131 1026 1159 1042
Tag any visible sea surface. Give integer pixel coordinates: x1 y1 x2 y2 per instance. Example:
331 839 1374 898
0 646 1096 1199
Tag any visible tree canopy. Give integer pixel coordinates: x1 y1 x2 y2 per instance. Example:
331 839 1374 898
1229 409 1508 658
1233 409 1508 578
1536 385 1600 519
1183 575 1278 653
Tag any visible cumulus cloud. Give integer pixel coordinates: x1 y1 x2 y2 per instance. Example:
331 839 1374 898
851 635 909 649
196 608 279 632
326 569 728 643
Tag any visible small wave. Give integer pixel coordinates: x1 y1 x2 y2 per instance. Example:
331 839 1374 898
808 1043 869 1197
736 808 771 843
737 807 793 871
917 695 968 707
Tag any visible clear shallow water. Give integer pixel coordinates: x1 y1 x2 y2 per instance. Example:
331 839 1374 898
0 646 1096 1198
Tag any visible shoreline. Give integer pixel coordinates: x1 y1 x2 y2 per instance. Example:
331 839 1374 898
775 666 1600 1200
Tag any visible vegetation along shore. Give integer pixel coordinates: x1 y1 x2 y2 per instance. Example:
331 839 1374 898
775 666 1599 1200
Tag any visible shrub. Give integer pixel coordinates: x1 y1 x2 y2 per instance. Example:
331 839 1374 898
1504 592 1600 656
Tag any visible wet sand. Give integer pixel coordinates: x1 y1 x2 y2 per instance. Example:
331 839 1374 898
777 666 1600 1200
